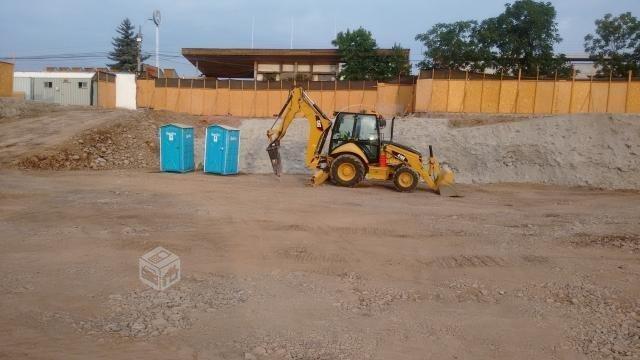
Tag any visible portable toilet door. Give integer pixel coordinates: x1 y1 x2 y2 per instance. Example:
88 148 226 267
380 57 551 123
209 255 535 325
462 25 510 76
159 123 194 173
204 124 240 175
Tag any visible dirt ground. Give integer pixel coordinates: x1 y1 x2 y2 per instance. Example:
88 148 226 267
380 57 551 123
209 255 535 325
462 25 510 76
0 101 639 359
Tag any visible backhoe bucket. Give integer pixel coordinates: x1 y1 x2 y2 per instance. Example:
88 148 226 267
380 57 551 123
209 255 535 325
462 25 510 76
266 141 282 176
435 168 460 197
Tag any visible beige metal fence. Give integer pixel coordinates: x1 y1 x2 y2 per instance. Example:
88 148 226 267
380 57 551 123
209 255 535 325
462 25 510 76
136 72 640 117
414 70 640 114
136 79 415 117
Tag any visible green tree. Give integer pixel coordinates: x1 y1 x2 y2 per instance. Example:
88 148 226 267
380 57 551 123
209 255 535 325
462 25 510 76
332 27 386 80
378 43 412 79
479 0 569 76
415 20 490 71
584 12 640 77
108 18 148 72
415 0 571 76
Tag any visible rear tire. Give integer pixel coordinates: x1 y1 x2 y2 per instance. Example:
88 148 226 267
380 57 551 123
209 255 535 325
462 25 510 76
330 154 365 187
393 166 419 192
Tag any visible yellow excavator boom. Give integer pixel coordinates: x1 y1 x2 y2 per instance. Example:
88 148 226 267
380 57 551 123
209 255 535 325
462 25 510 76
266 87 332 176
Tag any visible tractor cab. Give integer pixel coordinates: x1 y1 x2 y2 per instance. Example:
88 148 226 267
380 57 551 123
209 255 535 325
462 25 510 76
329 112 385 163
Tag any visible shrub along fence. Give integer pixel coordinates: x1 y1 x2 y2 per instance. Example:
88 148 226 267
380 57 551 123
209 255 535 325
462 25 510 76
415 69 640 114
136 78 415 118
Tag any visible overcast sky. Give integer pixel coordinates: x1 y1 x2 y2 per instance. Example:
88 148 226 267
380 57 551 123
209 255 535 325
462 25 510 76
1 0 638 75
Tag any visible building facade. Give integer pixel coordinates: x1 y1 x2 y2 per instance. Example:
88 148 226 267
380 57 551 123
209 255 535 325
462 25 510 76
181 48 410 81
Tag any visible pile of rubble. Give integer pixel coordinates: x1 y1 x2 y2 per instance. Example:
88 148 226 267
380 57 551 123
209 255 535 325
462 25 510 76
77 275 249 338
514 280 640 359
15 111 169 170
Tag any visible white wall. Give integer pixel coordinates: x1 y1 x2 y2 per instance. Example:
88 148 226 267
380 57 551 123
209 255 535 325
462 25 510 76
115 73 137 110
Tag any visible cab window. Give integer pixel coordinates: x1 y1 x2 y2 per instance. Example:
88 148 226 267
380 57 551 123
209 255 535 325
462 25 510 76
356 115 379 141
332 114 355 141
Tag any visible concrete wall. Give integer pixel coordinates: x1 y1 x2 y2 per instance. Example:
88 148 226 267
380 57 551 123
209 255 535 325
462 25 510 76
115 74 137 110
0 61 14 97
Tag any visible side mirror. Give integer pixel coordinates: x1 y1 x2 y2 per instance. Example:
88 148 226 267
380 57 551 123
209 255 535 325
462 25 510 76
378 118 386 129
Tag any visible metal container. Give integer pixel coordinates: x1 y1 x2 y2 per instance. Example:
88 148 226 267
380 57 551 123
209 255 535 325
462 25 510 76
204 124 240 175
159 123 194 173
13 72 95 106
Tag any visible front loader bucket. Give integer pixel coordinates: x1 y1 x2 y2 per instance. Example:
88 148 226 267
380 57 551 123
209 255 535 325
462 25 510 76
266 141 282 176
435 168 461 197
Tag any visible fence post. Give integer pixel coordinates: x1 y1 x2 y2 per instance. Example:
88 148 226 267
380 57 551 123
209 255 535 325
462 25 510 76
588 75 593 113
497 71 503 113
266 80 270 116
347 80 351 112
606 70 612 113
460 70 468 112
227 80 231 115
214 79 218 115
201 79 205 115
361 80 366 113
254 75 258 117
429 68 435 112
480 72 485 113
445 68 451 112
515 68 522 113
189 78 194 115
625 70 632 113
333 79 337 114
532 67 539 114
568 68 576 113
551 70 557 114
176 78 181 113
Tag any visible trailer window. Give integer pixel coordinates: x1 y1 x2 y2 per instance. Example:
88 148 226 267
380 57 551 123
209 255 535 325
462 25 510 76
44 82 53 88
78 82 88 89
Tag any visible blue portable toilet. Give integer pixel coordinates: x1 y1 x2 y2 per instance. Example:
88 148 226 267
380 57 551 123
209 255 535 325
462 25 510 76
204 124 240 175
159 123 194 173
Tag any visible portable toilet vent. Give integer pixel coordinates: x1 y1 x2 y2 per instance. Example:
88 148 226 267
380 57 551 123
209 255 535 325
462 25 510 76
204 124 240 175
159 123 194 173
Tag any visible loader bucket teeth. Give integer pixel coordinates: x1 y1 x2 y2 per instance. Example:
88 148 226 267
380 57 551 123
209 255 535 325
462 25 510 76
266 141 282 176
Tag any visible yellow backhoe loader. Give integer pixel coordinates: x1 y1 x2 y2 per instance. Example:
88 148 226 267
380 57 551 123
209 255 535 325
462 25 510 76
266 86 459 196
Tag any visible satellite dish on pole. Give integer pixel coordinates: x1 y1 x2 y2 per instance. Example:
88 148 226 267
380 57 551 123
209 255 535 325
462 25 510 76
152 10 161 26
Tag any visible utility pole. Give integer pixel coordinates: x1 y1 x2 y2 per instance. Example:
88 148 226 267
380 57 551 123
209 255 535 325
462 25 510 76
136 26 142 76
290 17 294 49
251 16 255 49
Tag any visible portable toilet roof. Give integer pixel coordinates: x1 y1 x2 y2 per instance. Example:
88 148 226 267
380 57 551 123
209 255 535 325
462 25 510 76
209 124 239 131
160 123 193 129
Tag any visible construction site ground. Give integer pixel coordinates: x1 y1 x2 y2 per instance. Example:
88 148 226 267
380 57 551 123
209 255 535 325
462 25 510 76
0 100 638 360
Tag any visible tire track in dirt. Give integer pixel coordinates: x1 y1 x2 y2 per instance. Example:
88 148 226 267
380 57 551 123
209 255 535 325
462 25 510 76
275 246 350 264
417 254 551 269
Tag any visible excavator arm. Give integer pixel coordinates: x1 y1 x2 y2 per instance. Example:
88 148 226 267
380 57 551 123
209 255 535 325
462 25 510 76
266 87 332 180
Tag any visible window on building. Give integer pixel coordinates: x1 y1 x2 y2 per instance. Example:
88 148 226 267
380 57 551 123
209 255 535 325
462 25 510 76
78 82 88 89
44 82 53 88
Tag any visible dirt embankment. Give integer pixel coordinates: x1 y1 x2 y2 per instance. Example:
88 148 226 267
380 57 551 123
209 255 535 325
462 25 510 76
3 98 639 189
239 113 640 190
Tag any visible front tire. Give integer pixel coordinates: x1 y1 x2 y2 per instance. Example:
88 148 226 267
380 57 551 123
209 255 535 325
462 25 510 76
330 154 365 187
393 166 419 192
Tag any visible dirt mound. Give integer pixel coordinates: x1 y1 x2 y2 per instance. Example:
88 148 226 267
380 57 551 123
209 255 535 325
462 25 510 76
13 109 206 171
0 97 68 119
